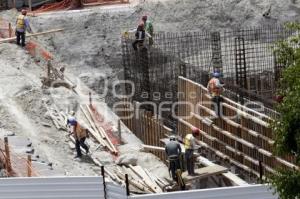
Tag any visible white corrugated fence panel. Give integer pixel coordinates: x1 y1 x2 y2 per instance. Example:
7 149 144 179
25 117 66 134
106 182 127 199
0 176 104 199
130 185 278 199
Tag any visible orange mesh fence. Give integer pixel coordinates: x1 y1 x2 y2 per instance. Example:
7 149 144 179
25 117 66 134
0 17 14 38
0 138 39 177
31 0 129 13
9 152 40 177
26 40 53 61
89 105 121 150
33 0 74 13
81 0 129 5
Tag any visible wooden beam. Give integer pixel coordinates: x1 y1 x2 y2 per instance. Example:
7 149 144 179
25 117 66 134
182 165 228 182
85 105 118 154
197 156 248 186
4 137 12 176
0 29 64 43
142 144 164 152
27 155 32 177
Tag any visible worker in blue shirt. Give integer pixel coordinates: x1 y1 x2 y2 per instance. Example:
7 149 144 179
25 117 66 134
15 9 33 47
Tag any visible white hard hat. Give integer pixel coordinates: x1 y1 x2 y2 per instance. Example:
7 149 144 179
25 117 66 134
169 135 176 141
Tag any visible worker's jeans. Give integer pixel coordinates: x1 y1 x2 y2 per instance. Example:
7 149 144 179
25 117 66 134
185 149 194 175
16 31 25 47
212 96 223 117
169 157 180 180
75 137 89 157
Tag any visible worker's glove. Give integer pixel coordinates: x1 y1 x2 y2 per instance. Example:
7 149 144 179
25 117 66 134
123 31 129 38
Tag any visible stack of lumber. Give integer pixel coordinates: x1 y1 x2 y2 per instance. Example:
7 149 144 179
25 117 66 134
80 104 118 154
45 104 118 154
45 105 67 131
113 164 170 194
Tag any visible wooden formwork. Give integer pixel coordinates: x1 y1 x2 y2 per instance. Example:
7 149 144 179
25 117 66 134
118 98 171 162
177 76 299 177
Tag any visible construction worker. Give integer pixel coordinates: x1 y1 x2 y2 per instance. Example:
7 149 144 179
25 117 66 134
165 135 182 180
66 111 77 130
207 72 224 116
15 9 33 47
73 123 89 158
130 22 152 51
141 15 154 45
184 128 200 176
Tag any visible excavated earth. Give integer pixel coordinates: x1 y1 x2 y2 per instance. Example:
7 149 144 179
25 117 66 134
1 0 300 178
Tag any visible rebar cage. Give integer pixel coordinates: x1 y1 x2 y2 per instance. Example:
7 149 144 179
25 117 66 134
121 26 295 126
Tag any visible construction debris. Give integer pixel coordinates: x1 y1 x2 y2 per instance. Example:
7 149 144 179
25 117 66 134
114 164 170 194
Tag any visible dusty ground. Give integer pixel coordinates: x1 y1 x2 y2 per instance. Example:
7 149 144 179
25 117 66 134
1 0 300 178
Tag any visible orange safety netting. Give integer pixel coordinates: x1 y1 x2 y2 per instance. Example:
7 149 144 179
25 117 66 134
0 139 39 177
89 105 120 154
33 0 77 13
26 40 53 61
31 0 129 13
82 0 128 4
0 17 14 38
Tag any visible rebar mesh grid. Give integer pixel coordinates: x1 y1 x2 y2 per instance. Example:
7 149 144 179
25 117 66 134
121 26 295 126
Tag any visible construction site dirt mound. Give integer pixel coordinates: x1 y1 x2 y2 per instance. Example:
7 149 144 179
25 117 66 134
1 0 300 181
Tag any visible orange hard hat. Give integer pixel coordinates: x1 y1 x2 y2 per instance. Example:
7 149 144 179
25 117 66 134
21 9 27 15
192 127 200 135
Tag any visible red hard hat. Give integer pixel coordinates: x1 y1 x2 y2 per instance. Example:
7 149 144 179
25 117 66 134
142 15 148 21
21 9 27 15
192 127 200 135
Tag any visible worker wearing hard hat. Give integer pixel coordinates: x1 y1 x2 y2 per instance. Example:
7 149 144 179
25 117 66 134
184 128 200 176
165 135 182 180
15 9 33 47
130 22 152 51
66 111 77 136
66 111 89 158
73 123 89 158
207 72 224 117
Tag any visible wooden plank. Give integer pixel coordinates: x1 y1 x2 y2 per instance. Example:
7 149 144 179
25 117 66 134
85 105 118 154
182 165 228 182
128 165 162 193
142 144 165 152
0 29 64 43
115 169 152 194
197 156 248 186
79 105 109 150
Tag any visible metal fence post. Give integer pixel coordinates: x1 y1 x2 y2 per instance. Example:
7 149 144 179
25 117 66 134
125 174 130 196
8 23 12 38
118 119 122 141
259 160 263 183
101 166 107 199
